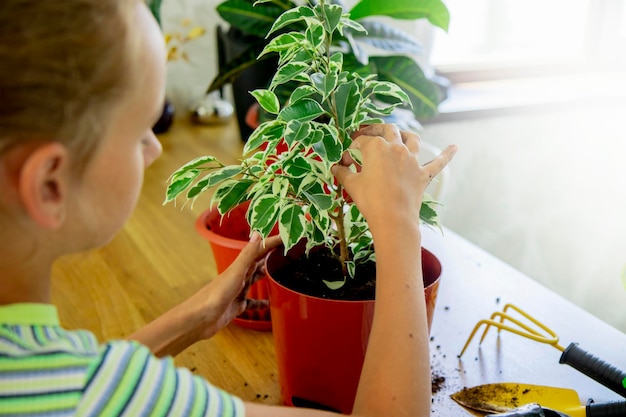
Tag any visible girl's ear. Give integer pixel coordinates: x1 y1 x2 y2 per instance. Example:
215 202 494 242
18 143 70 230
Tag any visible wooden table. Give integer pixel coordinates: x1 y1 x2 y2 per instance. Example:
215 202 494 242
51 117 626 415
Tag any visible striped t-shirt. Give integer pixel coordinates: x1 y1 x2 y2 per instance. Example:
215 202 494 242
0 303 245 416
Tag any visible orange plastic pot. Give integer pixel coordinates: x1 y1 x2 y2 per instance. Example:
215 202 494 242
196 202 273 331
266 246 441 413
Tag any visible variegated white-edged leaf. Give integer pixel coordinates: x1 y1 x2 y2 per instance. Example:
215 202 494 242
258 32 307 59
312 125 342 163
251 89 280 114
289 85 318 104
317 3 343 34
334 79 361 130
212 179 254 215
302 182 334 210
164 169 201 203
311 72 338 101
323 276 346 289
270 62 310 90
346 261 356 279
283 155 312 178
308 204 331 235
244 120 285 154
305 21 325 49
167 156 221 182
278 99 326 123
249 194 282 237
186 165 243 199
338 17 367 35
284 120 311 147
366 80 411 105
278 203 307 251
272 176 290 199
266 6 316 38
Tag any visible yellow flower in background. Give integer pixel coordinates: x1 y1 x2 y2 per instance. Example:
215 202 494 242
164 18 206 62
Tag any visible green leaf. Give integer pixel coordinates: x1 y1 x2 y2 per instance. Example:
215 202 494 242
283 120 311 147
146 0 163 26
334 80 360 130
279 204 307 250
352 20 422 54
249 194 281 236
278 99 326 122
349 0 450 31
251 89 280 114
371 55 441 118
267 6 316 37
244 120 285 154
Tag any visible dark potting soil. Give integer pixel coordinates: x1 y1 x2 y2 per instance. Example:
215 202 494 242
271 247 377 301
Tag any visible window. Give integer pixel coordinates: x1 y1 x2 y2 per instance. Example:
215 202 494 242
431 0 626 82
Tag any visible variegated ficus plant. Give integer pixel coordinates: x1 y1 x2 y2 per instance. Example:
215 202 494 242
165 0 442 289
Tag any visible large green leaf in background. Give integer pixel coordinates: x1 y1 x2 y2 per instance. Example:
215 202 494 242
146 0 163 26
349 0 450 32
370 55 442 119
217 0 293 38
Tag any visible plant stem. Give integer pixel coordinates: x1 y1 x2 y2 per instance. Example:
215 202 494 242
330 203 349 275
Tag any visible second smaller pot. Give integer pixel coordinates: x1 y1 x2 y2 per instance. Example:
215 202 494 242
195 202 273 331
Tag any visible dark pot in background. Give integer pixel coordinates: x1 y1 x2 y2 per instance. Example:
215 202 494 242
216 26 278 142
266 245 442 413
152 99 175 134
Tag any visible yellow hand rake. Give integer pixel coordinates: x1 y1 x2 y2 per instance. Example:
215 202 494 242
459 303 626 398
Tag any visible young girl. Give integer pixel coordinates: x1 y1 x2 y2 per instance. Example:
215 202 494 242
0 1 456 416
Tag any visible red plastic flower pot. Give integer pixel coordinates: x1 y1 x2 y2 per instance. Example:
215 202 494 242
195 202 274 331
266 246 441 413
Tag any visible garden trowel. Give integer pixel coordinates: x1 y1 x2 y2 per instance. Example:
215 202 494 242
450 383 626 417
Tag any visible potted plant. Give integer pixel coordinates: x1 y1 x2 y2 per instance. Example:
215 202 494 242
211 0 449 141
165 0 449 411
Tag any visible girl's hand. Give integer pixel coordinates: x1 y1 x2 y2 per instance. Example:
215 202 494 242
195 232 283 340
129 232 282 357
332 124 456 232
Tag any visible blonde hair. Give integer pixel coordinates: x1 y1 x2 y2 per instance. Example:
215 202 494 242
0 0 136 167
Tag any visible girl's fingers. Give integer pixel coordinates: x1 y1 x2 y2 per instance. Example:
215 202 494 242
400 130 421 154
422 145 458 179
353 124 403 144
245 298 269 310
